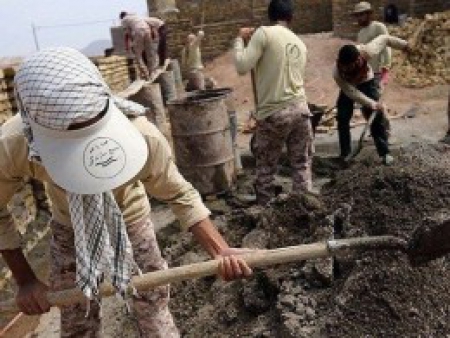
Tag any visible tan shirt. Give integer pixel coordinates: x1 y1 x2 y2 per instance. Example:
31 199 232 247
333 35 407 108
122 14 164 35
0 115 210 250
357 21 392 73
234 25 308 120
181 30 205 71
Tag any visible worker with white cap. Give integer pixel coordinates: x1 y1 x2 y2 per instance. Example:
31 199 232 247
353 1 392 89
0 47 252 337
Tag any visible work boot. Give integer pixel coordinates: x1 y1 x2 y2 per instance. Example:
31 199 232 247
383 154 394 166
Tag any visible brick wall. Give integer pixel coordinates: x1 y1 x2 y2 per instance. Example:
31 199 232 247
0 57 136 126
410 0 450 17
166 0 333 62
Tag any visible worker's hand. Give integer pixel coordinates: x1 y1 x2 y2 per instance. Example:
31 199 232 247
380 68 389 86
216 247 254 281
16 278 51 315
371 101 385 112
238 27 255 43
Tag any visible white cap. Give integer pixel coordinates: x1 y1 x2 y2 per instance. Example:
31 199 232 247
15 47 148 194
352 1 372 14
28 99 148 194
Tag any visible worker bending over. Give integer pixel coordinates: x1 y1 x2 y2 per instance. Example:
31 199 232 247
0 47 251 337
334 34 412 165
120 11 168 80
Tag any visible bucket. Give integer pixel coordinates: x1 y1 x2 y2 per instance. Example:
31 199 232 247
186 70 205 92
167 88 235 195
158 70 177 105
168 59 183 91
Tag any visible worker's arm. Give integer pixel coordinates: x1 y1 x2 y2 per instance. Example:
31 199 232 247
124 31 132 52
378 25 392 70
333 67 379 109
0 136 51 315
141 126 252 280
233 27 267 75
360 34 408 60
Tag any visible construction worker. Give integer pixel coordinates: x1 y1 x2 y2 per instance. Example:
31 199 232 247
234 0 314 205
354 2 392 91
182 30 206 91
0 47 252 337
334 35 412 165
120 11 168 80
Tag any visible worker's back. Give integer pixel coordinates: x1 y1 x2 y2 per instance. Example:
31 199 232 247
254 25 307 119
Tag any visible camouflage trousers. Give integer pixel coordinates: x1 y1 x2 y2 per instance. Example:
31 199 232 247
133 28 159 80
253 101 314 205
49 215 179 338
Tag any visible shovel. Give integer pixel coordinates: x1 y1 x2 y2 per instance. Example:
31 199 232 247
2 219 450 315
344 109 379 163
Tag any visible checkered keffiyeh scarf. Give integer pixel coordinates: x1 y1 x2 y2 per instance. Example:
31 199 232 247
15 47 146 299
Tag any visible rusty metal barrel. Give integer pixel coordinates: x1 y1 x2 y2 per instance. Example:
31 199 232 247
167 88 235 195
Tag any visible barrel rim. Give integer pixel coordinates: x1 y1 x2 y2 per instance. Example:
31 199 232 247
168 87 233 105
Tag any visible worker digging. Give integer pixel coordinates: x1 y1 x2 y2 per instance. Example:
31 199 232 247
0 47 252 337
0 0 449 337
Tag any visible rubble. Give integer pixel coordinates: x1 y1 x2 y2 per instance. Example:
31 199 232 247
389 11 450 88
164 143 450 337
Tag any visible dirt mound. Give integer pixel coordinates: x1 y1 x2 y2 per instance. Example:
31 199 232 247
163 142 450 337
320 142 450 337
389 11 450 88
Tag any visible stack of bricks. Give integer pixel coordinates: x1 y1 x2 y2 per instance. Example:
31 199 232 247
91 56 136 93
0 68 17 126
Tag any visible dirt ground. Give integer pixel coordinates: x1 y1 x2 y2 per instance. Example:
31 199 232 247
0 32 449 337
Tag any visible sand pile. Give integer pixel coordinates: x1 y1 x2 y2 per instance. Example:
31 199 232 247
389 11 450 88
163 142 450 337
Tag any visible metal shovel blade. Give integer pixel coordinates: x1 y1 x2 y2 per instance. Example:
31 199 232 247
407 216 450 266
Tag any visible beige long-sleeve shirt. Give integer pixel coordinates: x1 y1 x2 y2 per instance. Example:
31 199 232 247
333 35 408 108
0 115 210 250
181 30 205 71
357 21 392 73
121 14 164 35
234 25 308 120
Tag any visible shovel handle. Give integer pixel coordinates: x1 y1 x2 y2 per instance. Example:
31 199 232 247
0 236 406 315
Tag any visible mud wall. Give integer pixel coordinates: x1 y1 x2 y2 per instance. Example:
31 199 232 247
165 0 333 61
332 0 449 39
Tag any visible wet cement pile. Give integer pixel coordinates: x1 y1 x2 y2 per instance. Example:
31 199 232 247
161 142 450 337
320 142 450 337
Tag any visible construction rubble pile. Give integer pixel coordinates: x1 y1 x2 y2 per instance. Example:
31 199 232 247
389 11 450 88
160 143 450 337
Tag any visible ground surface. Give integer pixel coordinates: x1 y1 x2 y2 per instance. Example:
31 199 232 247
0 32 448 337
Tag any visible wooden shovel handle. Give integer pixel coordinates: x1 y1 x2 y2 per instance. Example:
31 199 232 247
0 236 406 315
